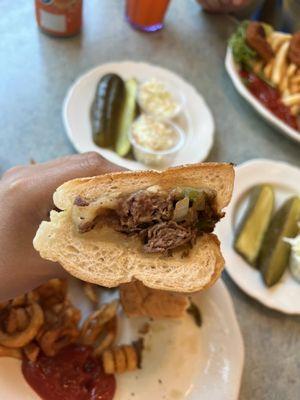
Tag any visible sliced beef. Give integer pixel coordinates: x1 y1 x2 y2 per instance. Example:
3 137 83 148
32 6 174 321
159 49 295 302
74 187 222 255
115 188 222 254
116 190 174 233
74 196 90 207
196 198 224 233
142 221 196 254
77 220 96 233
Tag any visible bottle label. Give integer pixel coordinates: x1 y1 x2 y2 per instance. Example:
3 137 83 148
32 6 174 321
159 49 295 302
36 0 82 36
40 10 66 32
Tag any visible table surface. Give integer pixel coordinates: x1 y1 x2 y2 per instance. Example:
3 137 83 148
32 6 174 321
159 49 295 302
0 1 299 399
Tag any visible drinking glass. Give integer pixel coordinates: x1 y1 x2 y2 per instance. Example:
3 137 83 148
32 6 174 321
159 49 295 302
126 0 171 32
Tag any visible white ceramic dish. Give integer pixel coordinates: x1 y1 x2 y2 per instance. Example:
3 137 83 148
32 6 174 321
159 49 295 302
129 117 185 168
225 47 300 144
216 158 300 314
137 79 185 120
63 61 215 170
0 279 243 400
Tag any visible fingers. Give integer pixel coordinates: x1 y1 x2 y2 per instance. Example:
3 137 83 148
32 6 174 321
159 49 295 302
0 153 116 301
28 153 124 218
1 153 125 221
36 152 124 195
4 152 124 196
3 152 123 182
1 165 26 181
36 152 123 178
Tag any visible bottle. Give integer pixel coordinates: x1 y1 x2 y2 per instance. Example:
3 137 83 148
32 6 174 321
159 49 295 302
35 0 83 37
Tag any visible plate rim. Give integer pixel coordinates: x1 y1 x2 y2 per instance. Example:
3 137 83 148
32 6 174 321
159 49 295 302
219 158 300 314
207 280 245 399
225 47 300 144
62 60 215 170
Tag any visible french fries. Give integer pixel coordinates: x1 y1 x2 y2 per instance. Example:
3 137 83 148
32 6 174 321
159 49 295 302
0 282 139 375
93 330 116 356
93 316 117 357
290 83 300 94
0 281 122 369
0 303 44 348
287 63 297 77
23 342 40 362
80 301 118 347
38 324 79 357
290 75 300 85
83 282 99 306
291 105 300 115
279 74 288 93
0 345 22 360
253 31 300 117
271 41 289 86
263 60 274 80
268 32 292 52
102 344 139 374
282 93 300 107
253 61 263 75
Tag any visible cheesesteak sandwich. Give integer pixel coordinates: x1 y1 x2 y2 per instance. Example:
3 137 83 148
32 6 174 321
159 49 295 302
34 163 234 293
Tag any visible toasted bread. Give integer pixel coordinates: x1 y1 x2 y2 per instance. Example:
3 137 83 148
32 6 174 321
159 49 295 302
120 281 190 319
34 163 234 292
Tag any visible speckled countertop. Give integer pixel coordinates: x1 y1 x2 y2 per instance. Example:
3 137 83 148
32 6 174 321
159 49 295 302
0 1 299 399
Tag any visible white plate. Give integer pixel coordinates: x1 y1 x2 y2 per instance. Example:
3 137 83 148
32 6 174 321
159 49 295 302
0 280 243 400
63 61 215 170
216 158 300 314
225 47 300 143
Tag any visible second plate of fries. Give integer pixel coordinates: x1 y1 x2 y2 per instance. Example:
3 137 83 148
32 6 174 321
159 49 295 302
226 22 300 143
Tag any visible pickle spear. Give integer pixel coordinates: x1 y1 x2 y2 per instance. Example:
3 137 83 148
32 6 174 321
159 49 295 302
234 185 274 266
115 79 137 157
92 73 125 148
258 196 300 287
91 74 114 147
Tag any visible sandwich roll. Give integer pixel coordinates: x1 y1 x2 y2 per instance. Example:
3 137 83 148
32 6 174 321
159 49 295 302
34 163 234 293
120 280 190 319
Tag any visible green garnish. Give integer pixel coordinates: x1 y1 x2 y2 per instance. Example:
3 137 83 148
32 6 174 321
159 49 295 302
182 187 203 202
229 21 257 68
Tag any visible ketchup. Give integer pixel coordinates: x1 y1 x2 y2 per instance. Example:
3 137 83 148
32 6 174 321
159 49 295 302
240 70 298 131
22 345 116 400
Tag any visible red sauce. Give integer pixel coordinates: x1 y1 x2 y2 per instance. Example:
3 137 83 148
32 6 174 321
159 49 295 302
22 345 116 400
240 70 298 131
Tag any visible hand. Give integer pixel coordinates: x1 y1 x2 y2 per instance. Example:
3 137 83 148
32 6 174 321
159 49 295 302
0 152 122 301
197 0 251 13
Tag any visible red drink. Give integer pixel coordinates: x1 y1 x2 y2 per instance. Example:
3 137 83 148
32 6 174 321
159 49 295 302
126 0 171 32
